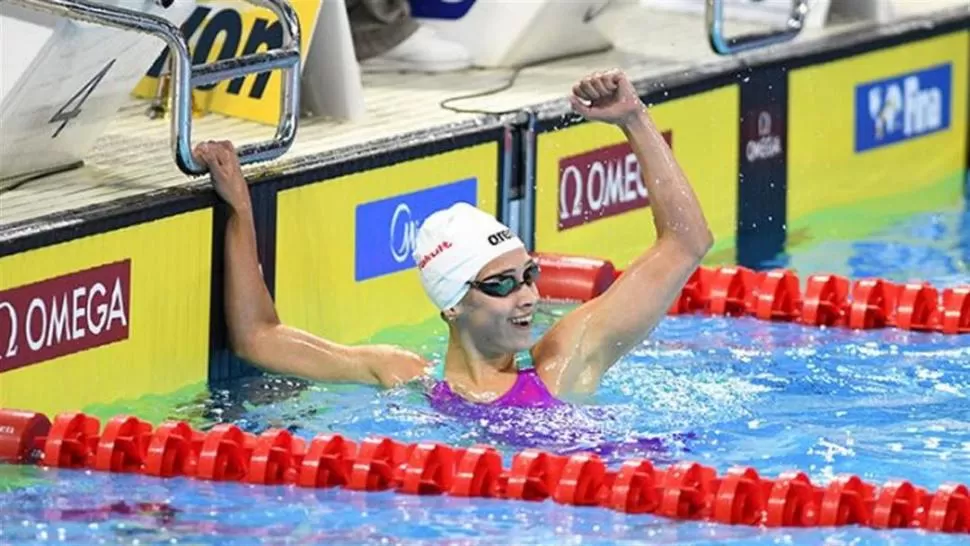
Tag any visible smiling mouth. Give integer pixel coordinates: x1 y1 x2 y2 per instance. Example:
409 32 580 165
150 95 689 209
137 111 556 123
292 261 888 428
509 316 532 327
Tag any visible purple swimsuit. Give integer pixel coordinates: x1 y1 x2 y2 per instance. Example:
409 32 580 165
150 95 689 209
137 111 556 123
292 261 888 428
428 367 563 410
424 362 695 464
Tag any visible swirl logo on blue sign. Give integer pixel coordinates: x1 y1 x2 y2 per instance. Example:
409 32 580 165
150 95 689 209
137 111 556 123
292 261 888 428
854 63 951 153
354 178 478 281
408 0 477 20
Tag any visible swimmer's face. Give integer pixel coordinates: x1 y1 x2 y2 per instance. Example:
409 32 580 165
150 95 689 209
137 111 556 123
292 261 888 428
455 248 539 355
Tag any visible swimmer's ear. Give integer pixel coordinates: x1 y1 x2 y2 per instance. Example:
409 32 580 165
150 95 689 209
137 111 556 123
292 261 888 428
441 307 459 322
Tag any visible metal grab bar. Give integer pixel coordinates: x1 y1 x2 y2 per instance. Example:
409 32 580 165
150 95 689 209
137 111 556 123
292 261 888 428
9 0 301 176
706 0 810 55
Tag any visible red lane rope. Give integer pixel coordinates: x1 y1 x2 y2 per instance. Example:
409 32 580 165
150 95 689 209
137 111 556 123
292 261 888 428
1 409 967 534
532 253 970 334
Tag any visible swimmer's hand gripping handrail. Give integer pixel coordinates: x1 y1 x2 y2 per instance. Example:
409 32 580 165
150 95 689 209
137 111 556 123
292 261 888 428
7 0 301 176
706 0 810 55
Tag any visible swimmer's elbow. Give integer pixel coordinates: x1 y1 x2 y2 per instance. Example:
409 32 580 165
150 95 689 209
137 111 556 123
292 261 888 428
661 228 713 263
694 228 715 257
228 319 281 366
228 322 323 381
230 333 257 363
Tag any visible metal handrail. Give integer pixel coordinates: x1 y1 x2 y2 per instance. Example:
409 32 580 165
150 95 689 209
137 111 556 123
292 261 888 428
8 0 301 175
706 0 810 55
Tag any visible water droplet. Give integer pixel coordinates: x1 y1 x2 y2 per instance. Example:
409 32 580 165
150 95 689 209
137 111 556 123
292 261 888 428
742 76 750 83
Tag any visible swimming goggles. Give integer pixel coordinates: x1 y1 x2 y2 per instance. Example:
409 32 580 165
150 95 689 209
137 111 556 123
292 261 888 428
468 263 540 298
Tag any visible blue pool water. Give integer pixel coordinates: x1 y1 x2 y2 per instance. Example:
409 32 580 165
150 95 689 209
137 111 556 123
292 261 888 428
1 205 969 545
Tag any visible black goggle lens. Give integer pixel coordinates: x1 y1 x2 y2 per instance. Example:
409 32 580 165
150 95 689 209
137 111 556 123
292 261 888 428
474 263 540 297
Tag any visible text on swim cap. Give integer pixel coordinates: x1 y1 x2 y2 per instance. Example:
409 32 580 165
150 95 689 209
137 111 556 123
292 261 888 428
487 229 514 246
417 241 453 269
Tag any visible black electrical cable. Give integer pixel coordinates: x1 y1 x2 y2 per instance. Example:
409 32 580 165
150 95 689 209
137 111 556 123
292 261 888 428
437 2 618 116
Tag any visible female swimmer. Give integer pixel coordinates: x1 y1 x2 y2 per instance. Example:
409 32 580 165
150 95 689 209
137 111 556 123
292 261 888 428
194 69 713 407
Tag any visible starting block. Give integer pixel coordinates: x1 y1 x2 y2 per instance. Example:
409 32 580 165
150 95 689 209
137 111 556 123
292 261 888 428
408 0 618 68
0 0 197 185
1 0 320 183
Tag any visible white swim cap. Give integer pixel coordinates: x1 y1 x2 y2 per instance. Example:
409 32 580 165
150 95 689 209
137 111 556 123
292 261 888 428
413 202 525 310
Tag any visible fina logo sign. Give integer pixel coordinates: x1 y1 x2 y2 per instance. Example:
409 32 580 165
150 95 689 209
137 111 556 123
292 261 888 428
855 63 952 153
354 178 478 281
389 202 419 265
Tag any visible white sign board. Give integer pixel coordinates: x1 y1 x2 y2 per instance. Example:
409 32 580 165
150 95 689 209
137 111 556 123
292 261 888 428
412 0 617 68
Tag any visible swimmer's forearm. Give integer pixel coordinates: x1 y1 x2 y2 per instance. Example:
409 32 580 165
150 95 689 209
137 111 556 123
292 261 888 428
622 111 712 256
224 200 281 354
222 199 418 385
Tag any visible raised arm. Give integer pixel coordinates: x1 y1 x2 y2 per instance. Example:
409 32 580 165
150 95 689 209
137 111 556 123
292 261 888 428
534 71 713 395
195 141 426 387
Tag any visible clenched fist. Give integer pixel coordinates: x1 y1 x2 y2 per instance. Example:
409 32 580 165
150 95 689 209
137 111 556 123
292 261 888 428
569 69 645 127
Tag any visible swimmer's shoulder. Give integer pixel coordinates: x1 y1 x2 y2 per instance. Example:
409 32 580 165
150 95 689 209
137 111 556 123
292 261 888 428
361 344 429 388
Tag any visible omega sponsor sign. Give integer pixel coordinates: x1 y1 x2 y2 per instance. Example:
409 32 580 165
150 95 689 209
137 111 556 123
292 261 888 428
0 260 131 373
557 131 673 231
742 107 784 163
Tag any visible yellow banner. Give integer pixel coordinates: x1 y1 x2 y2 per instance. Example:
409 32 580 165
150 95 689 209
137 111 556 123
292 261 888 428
275 143 500 345
0 211 212 417
788 31 969 224
132 0 321 125
534 85 740 268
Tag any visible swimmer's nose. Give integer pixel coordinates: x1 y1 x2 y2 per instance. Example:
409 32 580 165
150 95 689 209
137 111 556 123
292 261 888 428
516 281 539 309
